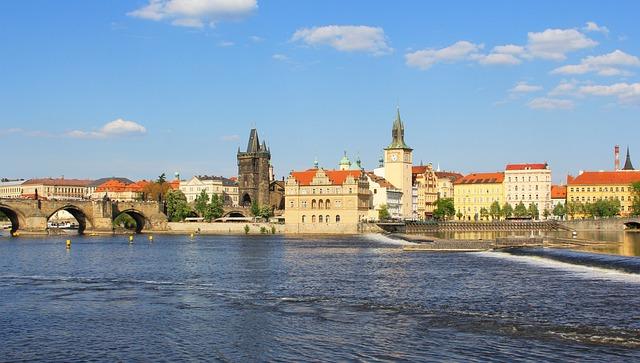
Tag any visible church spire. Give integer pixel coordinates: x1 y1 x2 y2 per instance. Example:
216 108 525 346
387 107 411 150
623 146 635 170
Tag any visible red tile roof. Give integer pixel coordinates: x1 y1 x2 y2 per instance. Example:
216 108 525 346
23 178 93 187
365 172 397 189
168 179 180 190
551 185 567 199
127 180 151 192
455 172 504 185
505 163 548 171
435 171 464 182
96 179 129 192
290 169 362 186
568 171 640 185
412 166 429 174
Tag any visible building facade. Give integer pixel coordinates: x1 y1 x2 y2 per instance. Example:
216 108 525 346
436 171 463 199
567 171 640 217
365 172 402 220
551 185 567 209
504 163 552 218
22 178 93 200
237 129 271 207
179 176 239 206
454 172 505 220
284 168 371 234
412 165 439 220
0 180 25 198
383 109 413 219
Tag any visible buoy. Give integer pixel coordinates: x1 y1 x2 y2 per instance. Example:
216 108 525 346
190 233 194 239
129 235 134 243
148 235 153 242
66 239 71 249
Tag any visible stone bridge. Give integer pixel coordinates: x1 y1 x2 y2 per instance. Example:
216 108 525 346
0 198 168 234
559 217 640 231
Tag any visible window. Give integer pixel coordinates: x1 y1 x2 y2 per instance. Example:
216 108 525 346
326 215 330 224
311 199 317 209
319 199 324 209
326 199 331 209
302 201 307 208
302 215 306 223
319 215 323 223
290 201 294 208
312 215 316 223
336 215 341 223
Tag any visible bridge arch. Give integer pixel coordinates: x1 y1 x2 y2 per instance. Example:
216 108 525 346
624 221 640 230
47 205 93 234
113 209 150 233
0 204 24 234
223 210 247 218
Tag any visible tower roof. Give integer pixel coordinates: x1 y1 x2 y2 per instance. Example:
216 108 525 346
387 107 411 150
623 146 635 170
339 151 351 166
239 128 270 155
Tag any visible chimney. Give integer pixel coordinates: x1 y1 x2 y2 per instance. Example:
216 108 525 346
615 145 620 171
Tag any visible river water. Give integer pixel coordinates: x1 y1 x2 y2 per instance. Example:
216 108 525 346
1 234 639 362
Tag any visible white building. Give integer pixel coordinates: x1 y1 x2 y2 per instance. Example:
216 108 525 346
365 172 402 220
504 163 552 218
180 176 239 206
0 180 25 198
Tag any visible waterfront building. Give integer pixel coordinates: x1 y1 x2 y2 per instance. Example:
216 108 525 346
86 177 133 198
504 163 552 219
383 108 413 219
365 172 402 220
180 175 239 206
284 167 372 233
412 164 439 220
567 170 640 217
22 178 93 200
91 179 151 201
454 172 505 220
436 171 463 199
0 180 25 198
237 128 271 207
551 185 567 208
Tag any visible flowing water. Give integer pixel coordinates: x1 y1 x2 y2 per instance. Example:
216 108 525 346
0 234 639 362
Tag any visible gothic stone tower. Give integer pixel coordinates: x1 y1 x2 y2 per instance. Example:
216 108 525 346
384 108 413 219
237 129 271 207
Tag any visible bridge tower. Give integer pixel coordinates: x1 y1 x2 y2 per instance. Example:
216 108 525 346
237 128 271 208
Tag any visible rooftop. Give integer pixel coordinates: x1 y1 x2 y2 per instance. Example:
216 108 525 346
505 163 548 171
23 178 93 187
568 171 640 185
551 185 567 199
455 172 505 185
290 169 363 186
365 172 397 189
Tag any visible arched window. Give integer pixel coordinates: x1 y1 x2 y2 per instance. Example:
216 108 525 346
311 199 317 209
335 215 341 223
325 199 331 209
326 215 330 223
319 199 324 209
319 215 323 223
312 215 316 223
302 215 306 223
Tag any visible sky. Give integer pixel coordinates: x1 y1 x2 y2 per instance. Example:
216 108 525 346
1 0 639 184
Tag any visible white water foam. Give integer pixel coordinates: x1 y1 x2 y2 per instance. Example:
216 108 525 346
475 251 640 284
361 233 417 246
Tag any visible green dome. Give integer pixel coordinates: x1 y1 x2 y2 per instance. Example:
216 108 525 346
339 151 351 166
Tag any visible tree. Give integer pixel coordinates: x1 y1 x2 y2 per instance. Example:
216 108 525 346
590 199 621 218
542 209 551 220
157 173 167 184
553 203 566 220
113 213 137 230
433 198 455 220
528 203 539 220
205 194 224 222
565 201 577 219
479 207 489 221
456 211 463 220
378 204 391 220
501 203 513 219
142 174 171 202
489 201 501 220
631 182 640 216
250 201 261 218
250 201 272 219
514 202 528 218
194 190 209 217
165 190 191 222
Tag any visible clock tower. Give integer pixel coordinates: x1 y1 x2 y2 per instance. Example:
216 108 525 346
384 108 413 219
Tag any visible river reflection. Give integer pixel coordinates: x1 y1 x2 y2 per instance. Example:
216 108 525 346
423 230 640 257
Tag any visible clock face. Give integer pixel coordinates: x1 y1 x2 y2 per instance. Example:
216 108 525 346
390 153 398 161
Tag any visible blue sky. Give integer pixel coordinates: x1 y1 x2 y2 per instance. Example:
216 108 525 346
1 0 639 183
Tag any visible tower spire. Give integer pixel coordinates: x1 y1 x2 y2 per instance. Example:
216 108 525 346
387 107 411 150
623 146 635 170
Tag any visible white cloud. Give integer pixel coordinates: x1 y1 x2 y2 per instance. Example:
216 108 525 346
548 80 579 97
291 25 392 55
249 35 263 42
128 0 257 28
584 21 609 34
579 82 640 104
526 28 597 60
510 81 543 93
479 53 521 65
272 54 289 61
527 97 574 110
405 41 483 70
551 50 640 76
67 119 147 139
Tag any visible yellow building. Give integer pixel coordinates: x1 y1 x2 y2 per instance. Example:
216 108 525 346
454 172 504 220
285 167 372 234
412 165 438 219
383 108 413 219
567 171 640 217
436 171 463 199
22 178 92 200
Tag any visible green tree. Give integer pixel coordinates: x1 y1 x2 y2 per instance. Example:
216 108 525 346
489 201 501 220
479 207 489 221
433 198 455 220
456 211 463 220
205 193 225 222
250 201 261 218
553 203 566 220
113 213 137 230
157 173 167 184
514 202 528 217
165 190 191 222
502 203 513 219
194 190 209 217
631 182 640 216
378 204 391 220
590 199 621 218
259 205 273 219
528 203 539 220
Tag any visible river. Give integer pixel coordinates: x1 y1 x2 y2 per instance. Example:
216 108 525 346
0 234 639 361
